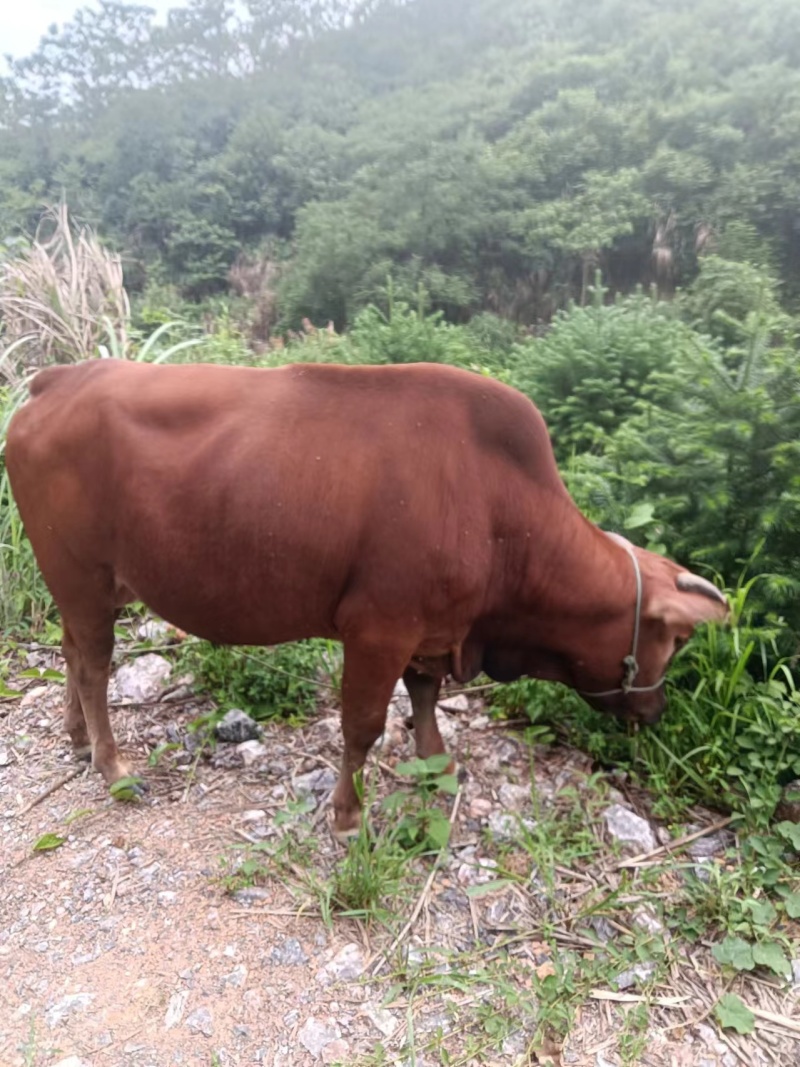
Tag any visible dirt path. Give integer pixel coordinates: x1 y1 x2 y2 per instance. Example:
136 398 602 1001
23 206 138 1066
1 647 796 1067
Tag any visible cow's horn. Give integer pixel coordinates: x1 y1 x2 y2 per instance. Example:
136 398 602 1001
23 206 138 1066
675 572 726 605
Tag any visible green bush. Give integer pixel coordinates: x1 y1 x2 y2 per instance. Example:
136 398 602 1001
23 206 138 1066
180 639 339 723
509 283 712 457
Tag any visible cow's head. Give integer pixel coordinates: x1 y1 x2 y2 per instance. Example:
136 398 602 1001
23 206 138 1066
573 534 729 724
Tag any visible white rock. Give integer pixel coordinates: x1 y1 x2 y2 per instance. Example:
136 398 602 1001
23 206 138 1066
498 782 531 810
792 958 800 986
456 857 499 887
215 708 261 744
632 905 665 936
364 1003 398 1037
324 943 365 981
293 767 337 794
488 810 535 841
0 749 10 766
298 1016 341 1057
615 961 656 990
389 680 412 717
435 709 458 745
20 684 49 708
137 619 172 642
46 993 93 1028
115 654 171 702
438 693 469 713
164 989 189 1029
686 827 734 859
602 804 656 853
237 740 268 766
185 1006 214 1036
52 1058 91 1067
241 809 267 823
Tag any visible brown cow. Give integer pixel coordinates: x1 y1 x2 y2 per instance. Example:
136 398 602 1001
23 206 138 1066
6 359 728 838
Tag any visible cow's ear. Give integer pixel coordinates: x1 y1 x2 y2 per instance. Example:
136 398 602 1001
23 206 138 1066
646 572 729 631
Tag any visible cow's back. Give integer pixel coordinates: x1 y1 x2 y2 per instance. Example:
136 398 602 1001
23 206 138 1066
6 359 567 648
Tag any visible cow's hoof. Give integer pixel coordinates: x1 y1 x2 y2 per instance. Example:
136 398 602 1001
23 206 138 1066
331 814 364 845
72 745 92 763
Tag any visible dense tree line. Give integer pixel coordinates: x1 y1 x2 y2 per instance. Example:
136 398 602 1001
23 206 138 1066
1 0 800 327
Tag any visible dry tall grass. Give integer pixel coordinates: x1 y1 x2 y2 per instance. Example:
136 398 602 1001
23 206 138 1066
0 202 130 384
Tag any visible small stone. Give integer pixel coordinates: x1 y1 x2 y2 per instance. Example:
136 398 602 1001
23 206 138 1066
602 804 656 853
686 827 734 859
0 749 10 767
791 958 800 985
223 964 247 988
137 619 173 642
215 709 261 744
488 810 534 841
364 1003 399 1037
241 809 267 823
158 891 177 907
165 990 189 1029
232 886 270 904
46 992 93 1028
614 961 656 990
20 684 49 708
498 782 531 810
324 943 365 981
52 1058 91 1067
292 767 337 795
237 740 268 766
456 857 498 887
596 1055 618 1067
298 1017 341 1057
270 938 308 967
438 693 469 713
115 653 172 702
468 798 493 819
434 709 458 744
185 1006 214 1037
632 905 665 936
588 917 614 943
389 680 412 716
471 715 490 729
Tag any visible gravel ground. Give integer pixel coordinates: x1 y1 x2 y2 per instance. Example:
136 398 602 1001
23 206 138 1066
1 644 797 1067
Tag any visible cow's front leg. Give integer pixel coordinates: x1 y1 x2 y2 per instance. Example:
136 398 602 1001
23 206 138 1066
333 636 416 841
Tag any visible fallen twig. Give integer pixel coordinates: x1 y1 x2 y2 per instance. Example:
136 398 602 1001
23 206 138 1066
15 766 83 817
616 816 734 869
590 989 691 1007
751 1006 800 1037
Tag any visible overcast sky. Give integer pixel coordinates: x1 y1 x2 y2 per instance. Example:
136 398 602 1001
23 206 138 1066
3 0 189 63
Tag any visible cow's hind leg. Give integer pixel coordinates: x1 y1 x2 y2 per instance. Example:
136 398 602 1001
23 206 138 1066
402 666 450 762
333 636 416 841
62 626 90 760
61 611 133 789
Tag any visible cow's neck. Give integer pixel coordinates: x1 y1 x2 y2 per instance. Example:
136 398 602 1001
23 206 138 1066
518 495 633 638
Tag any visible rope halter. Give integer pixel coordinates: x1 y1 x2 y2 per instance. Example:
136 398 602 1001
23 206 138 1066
579 535 666 699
